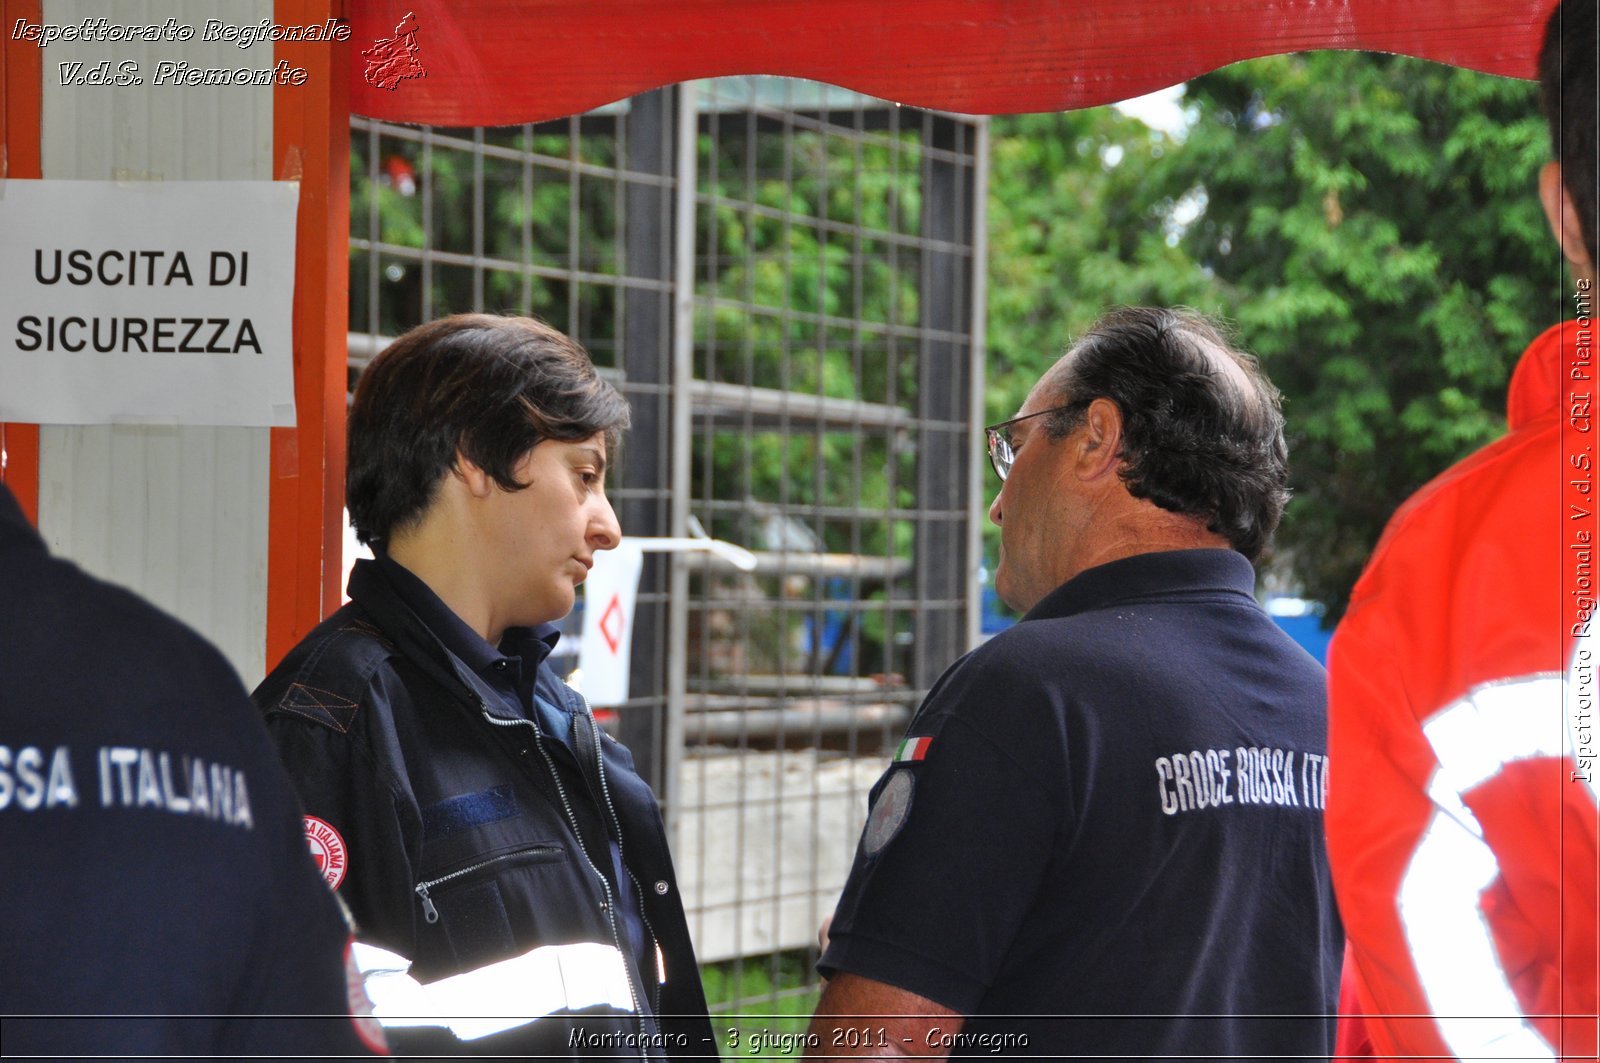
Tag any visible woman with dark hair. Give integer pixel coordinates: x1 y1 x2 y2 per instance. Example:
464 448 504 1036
254 314 715 1059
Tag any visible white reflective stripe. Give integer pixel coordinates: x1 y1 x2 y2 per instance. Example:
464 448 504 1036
364 970 442 1031
1422 676 1568 793
1422 770 1486 841
351 941 413 977
1399 808 1555 1060
356 941 636 1041
351 942 445 1032
1399 672 1576 1061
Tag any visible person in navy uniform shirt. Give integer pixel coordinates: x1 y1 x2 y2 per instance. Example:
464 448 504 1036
808 307 1341 1059
252 314 716 1058
0 482 383 1057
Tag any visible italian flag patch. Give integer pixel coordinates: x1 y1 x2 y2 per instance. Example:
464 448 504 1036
894 736 933 762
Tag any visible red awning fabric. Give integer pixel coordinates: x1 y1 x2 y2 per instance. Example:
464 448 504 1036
348 0 1554 127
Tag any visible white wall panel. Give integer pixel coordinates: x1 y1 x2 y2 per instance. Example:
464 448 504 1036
39 0 277 686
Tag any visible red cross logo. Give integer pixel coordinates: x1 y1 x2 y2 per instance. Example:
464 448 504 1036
599 594 625 655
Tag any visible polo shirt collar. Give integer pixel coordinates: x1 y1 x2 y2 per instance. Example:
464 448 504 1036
1022 548 1256 623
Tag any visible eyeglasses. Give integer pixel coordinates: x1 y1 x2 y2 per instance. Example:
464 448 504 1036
985 402 1082 481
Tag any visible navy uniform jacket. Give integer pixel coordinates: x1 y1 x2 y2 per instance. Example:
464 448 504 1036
252 557 716 1059
0 484 381 1057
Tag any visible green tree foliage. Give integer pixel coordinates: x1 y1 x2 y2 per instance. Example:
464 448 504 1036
987 54 1551 620
986 108 1215 421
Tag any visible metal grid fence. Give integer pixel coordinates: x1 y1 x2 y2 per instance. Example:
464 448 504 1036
347 79 986 1016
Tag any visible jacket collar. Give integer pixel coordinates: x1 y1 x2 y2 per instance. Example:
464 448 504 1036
370 551 558 674
346 557 568 723
1507 321 1583 431
345 557 496 709
1022 548 1257 623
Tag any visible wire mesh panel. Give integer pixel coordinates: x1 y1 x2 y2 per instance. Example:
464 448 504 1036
346 80 984 1026
679 80 982 1025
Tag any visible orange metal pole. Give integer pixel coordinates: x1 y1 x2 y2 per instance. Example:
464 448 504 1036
267 0 351 668
0 0 42 525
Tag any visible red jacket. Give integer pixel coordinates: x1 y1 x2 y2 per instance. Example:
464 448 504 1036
1328 319 1599 1060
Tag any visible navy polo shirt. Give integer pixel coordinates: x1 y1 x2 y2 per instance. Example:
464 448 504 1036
821 549 1342 1058
371 553 649 977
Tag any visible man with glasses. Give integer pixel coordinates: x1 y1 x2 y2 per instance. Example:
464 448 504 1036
807 306 1341 1059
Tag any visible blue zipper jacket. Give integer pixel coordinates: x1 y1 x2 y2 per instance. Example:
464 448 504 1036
252 557 715 1059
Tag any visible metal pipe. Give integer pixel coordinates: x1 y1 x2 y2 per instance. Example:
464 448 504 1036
967 118 991 651
665 80 700 843
682 700 912 743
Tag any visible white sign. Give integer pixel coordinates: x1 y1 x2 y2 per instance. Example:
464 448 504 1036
0 180 299 426
579 541 645 707
575 533 757 707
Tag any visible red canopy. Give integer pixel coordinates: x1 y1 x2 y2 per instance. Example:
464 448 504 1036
349 0 1552 127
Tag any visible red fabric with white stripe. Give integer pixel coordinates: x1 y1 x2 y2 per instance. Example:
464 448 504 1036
1327 322 1599 1061
347 0 1553 126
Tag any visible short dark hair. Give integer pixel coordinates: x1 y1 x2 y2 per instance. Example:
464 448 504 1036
1043 306 1290 562
1539 0 1598 266
347 314 630 547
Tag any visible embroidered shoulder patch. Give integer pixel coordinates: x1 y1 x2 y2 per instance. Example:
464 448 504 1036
893 735 933 762
861 769 915 856
304 815 349 890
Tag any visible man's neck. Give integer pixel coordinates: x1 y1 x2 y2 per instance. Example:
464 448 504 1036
1065 506 1233 585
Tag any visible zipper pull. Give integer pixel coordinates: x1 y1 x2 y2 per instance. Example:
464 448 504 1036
416 883 439 923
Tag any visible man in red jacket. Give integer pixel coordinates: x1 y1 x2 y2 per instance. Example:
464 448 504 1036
1327 0 1598 1058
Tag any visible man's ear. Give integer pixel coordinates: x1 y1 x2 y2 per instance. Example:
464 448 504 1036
1075 398 1123 481
1540 161 1597 279
453 448 497 499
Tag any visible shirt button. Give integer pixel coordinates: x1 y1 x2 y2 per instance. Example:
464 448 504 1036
493 660 509 670
654 880 669 895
